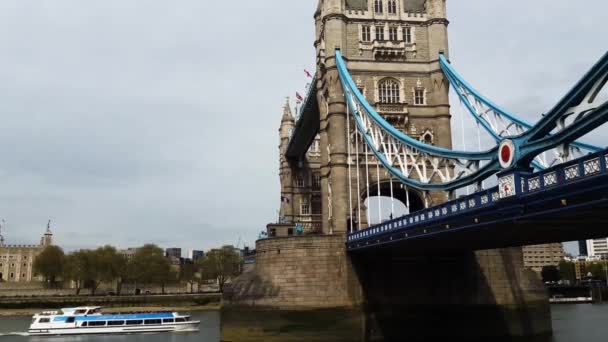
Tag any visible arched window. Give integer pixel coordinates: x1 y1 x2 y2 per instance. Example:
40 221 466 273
413 79 426 105
374 0 383 13
388 0 397 14
379 78 400 104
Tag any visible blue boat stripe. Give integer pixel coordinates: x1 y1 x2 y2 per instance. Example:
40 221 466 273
52 313 174 322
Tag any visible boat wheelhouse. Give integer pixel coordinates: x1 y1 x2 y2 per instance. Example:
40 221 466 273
28 306 199 336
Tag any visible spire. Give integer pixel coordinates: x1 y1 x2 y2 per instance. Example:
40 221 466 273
282 97 294 123
41 219 53 247
0 219 4 246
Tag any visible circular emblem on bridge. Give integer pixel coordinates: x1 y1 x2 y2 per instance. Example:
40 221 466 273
499 139 516 169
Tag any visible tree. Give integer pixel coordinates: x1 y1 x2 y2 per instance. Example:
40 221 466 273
33 245 65 287
197 246 243 292
130 244 172 293
586 263 607 280
541 266 561 283
62 246 127 295
559 261 576 283
63 250 89 295
180 262 198 293
86 246 126 295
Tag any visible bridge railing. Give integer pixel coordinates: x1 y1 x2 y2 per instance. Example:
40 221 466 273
347 148 608 244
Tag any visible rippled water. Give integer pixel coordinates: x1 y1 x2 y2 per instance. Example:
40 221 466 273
0 311 220 342
2 305 608 341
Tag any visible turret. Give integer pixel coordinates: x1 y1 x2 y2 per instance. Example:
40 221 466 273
0 220 4 247
426 0 449 60
40 220 53 247
279 99 295 223
426 0 447 19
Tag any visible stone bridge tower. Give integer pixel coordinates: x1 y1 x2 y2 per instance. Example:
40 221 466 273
315 0 452 235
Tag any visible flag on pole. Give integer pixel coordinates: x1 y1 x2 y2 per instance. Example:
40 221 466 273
304 69 313 78
296 92 304 102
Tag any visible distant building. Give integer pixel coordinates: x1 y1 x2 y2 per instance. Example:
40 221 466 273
118 248 139 261
585 238 608 257
578 240 589 256
0 221 54 282
188 250 204 262
522 243 565 273
165 248 182 259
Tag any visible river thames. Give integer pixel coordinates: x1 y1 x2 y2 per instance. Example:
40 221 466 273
1 305 607 341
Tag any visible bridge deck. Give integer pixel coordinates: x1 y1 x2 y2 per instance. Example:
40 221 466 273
347 149 608 254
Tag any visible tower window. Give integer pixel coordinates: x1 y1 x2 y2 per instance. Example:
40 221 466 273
312 173 321 190
374 0 383 13
379 79 400 104
361 25 371 42
295 176 304 187
403 27 412 44
388 0 397 14
301 203 310 215
375 26 384 41
389 27 398 41
414 89 426 105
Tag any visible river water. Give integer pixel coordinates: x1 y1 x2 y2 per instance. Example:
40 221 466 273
0 305 607 341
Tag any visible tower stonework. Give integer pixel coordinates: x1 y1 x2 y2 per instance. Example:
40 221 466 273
225 1 551 340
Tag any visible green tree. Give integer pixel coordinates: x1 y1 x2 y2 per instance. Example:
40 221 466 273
586 263 607 280
86 246 126 295
541 265 561 283
33 245 65 287
180 262 199 293
130 244 172 293
558 260 576 283
63 250 89 295
62 246 127 295
197 246 243 292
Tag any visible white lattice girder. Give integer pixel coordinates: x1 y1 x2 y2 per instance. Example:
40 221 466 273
452 81 593 169
351 95 484 186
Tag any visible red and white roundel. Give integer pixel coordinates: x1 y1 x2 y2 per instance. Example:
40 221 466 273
499 140 515 169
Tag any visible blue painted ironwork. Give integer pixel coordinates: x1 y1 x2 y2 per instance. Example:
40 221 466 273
440 54 601 169
346 147 608 251
336 50 501 191
336 49 608 191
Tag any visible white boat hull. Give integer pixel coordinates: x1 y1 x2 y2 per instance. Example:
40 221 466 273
28 321 200 336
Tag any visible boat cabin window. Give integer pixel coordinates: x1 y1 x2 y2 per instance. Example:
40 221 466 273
108 320 125 326
87 308 101 315
126 320 143 325
88 321 106 327
66 317 76 323
175 317 186 322
74 309 87 315
82 322 88 327
162 318 175 323
38 318 50 323
144 319 162 325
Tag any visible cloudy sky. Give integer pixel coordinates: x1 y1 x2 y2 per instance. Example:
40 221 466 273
0 1 606 255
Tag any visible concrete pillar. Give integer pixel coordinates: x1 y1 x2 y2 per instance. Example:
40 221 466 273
351 247 551 340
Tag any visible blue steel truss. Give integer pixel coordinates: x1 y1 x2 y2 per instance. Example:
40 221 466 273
347 147 608 252
335 49 608 192
439 54 602 169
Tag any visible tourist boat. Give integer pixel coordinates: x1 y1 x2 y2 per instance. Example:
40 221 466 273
28 306 199 336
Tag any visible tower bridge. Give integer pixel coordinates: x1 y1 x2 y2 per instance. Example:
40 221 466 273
227 1 608 340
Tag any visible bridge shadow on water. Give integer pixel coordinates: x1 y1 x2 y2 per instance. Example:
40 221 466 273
350 247 552 342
